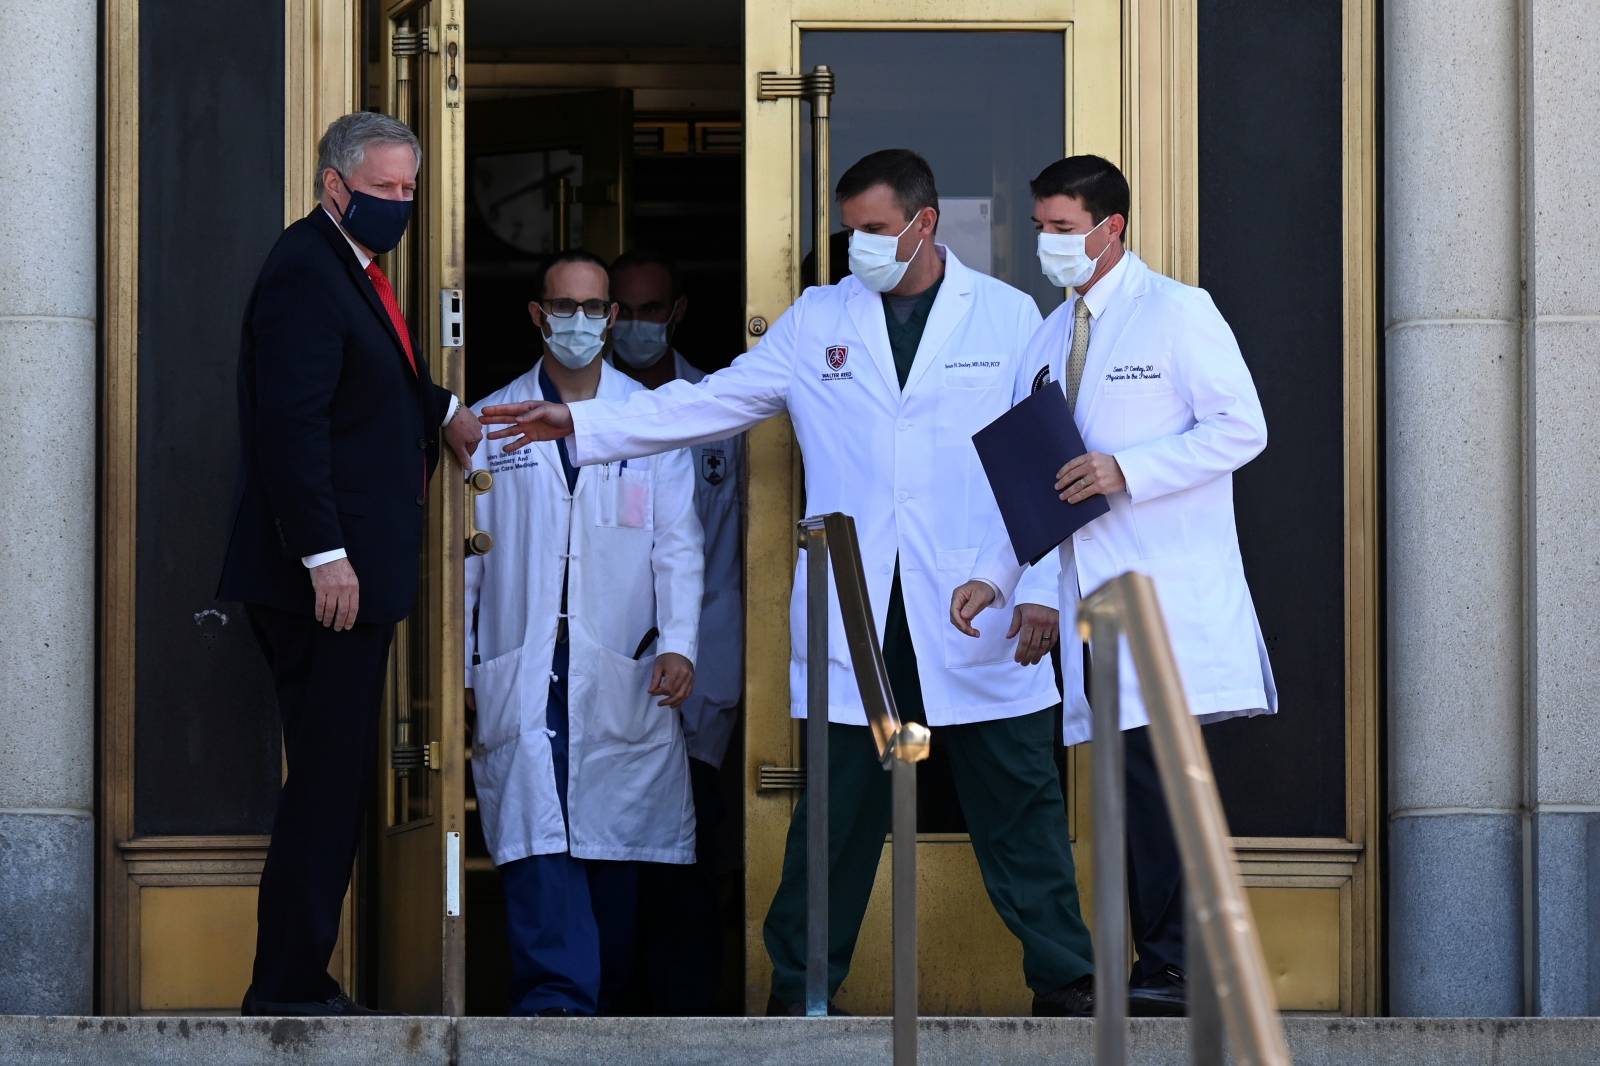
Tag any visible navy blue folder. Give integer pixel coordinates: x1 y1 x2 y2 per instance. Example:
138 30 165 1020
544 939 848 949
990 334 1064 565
972 384 1111 566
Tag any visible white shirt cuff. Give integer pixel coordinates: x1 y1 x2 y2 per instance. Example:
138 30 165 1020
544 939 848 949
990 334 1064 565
442 393 460 427
979 579 1005 608
302 548 348 568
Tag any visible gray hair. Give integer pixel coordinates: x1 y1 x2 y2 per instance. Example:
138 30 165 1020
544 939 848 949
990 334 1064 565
314 111 421 200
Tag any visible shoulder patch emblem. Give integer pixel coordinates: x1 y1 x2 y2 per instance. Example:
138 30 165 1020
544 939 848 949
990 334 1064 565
700 447 727 486
1030 365 1053 394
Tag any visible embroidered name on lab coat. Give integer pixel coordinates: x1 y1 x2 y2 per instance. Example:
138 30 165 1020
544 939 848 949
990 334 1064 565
1105 363 1164 383
488 450 540 474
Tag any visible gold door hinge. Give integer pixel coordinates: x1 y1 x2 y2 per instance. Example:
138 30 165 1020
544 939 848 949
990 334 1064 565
392 27 436 56
756 67 835 101
757 765 807 792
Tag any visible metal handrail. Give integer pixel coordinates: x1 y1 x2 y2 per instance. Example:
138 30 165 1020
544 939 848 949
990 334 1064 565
1079 572 1292 1066
798 513 928 1066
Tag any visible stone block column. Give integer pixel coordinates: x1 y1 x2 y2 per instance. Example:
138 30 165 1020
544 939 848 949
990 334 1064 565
0 0 98 1014
1526 0 1600 1018
1385 0 1525 1016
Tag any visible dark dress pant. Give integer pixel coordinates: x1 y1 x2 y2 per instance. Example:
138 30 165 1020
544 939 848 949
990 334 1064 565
245 605 394 1002
1123 723 1186 980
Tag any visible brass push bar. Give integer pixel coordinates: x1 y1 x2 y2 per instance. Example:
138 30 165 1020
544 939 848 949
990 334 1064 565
798 512 926 1066
1078 572 1292 1066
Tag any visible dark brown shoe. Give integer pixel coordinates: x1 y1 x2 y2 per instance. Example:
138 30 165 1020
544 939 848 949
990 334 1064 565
1032 974 1095 1017
1128 966 1187 1017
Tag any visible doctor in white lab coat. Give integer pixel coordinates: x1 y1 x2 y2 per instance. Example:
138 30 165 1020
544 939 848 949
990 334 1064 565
481 150 1102 1018
465 251 704 1017
606 249 746 1013
954 155 1277 1018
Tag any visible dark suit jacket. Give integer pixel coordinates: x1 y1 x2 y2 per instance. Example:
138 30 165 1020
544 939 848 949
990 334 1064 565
218 206 452 624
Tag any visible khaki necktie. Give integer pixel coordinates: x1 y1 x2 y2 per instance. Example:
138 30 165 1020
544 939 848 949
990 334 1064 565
1065 298 1092 411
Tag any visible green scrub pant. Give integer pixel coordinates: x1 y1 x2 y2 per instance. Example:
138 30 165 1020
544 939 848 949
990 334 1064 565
762 572 1094 1002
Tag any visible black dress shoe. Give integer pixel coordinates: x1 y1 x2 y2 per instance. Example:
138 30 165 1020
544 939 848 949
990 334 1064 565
533 1007 584 1017
765 993 851 1016
1032 974 1095 1017
1128 966 1187 1017
241 986 396 1016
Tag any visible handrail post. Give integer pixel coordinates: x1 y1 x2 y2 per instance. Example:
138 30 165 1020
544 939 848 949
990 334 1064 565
1084 605 1129 1066
800 521 830 1018
1081 572 1293 1066
890 739 921 1066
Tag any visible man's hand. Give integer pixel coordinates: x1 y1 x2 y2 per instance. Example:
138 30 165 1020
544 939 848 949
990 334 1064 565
1056 451 1126 504
950 580 998 637
310 557 360 631
481 400 575 453
649 652 695 708
444 405 484 467
1007 603 1060 666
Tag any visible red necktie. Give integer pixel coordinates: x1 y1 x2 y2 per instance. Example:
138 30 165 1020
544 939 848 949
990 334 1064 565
366 262 418 376
366 261 429 497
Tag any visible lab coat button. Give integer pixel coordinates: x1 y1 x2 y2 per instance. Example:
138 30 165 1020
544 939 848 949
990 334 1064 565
896 491 909 502
898 421 910 431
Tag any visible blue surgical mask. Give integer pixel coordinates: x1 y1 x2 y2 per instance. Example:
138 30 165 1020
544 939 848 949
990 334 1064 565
848 212 924 293
610 319 672 369
543 313 608 370
1036 216 1111 288
336 172 413 254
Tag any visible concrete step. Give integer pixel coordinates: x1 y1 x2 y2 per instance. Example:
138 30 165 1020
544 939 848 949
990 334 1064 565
3 1015 1599 1066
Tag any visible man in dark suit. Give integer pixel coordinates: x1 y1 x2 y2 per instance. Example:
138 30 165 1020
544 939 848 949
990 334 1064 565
218 111 482 1016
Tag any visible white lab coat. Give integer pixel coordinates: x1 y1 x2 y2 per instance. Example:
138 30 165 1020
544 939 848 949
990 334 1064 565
570 248 1061 728
672 352 745 769
972 252 1278 745
465 359 704 866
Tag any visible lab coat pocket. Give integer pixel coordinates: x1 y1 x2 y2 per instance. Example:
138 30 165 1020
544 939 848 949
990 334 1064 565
585 642 673 747
470 644 538 752
596 467 655 530
937 548 1013 669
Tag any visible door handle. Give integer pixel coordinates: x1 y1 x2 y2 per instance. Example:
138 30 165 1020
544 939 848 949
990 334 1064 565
757 66 835 284
466 469 494 555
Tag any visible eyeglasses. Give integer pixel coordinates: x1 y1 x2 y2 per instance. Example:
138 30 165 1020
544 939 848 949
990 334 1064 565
540 298 611 320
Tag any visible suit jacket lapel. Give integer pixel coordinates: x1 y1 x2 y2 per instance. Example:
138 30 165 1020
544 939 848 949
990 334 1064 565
308 207 417 382
1078 255 1148 427
844 283 901 400
902 249 973 395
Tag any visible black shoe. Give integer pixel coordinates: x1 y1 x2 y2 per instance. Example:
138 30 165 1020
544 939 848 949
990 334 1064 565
241 986 396 1016
1032 974 1095 1017
533 1007 585 1017
1128 966 1187 1017
765 993 851 1016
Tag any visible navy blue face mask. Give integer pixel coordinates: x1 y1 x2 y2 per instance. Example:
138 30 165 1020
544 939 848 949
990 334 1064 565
335 171 413 254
